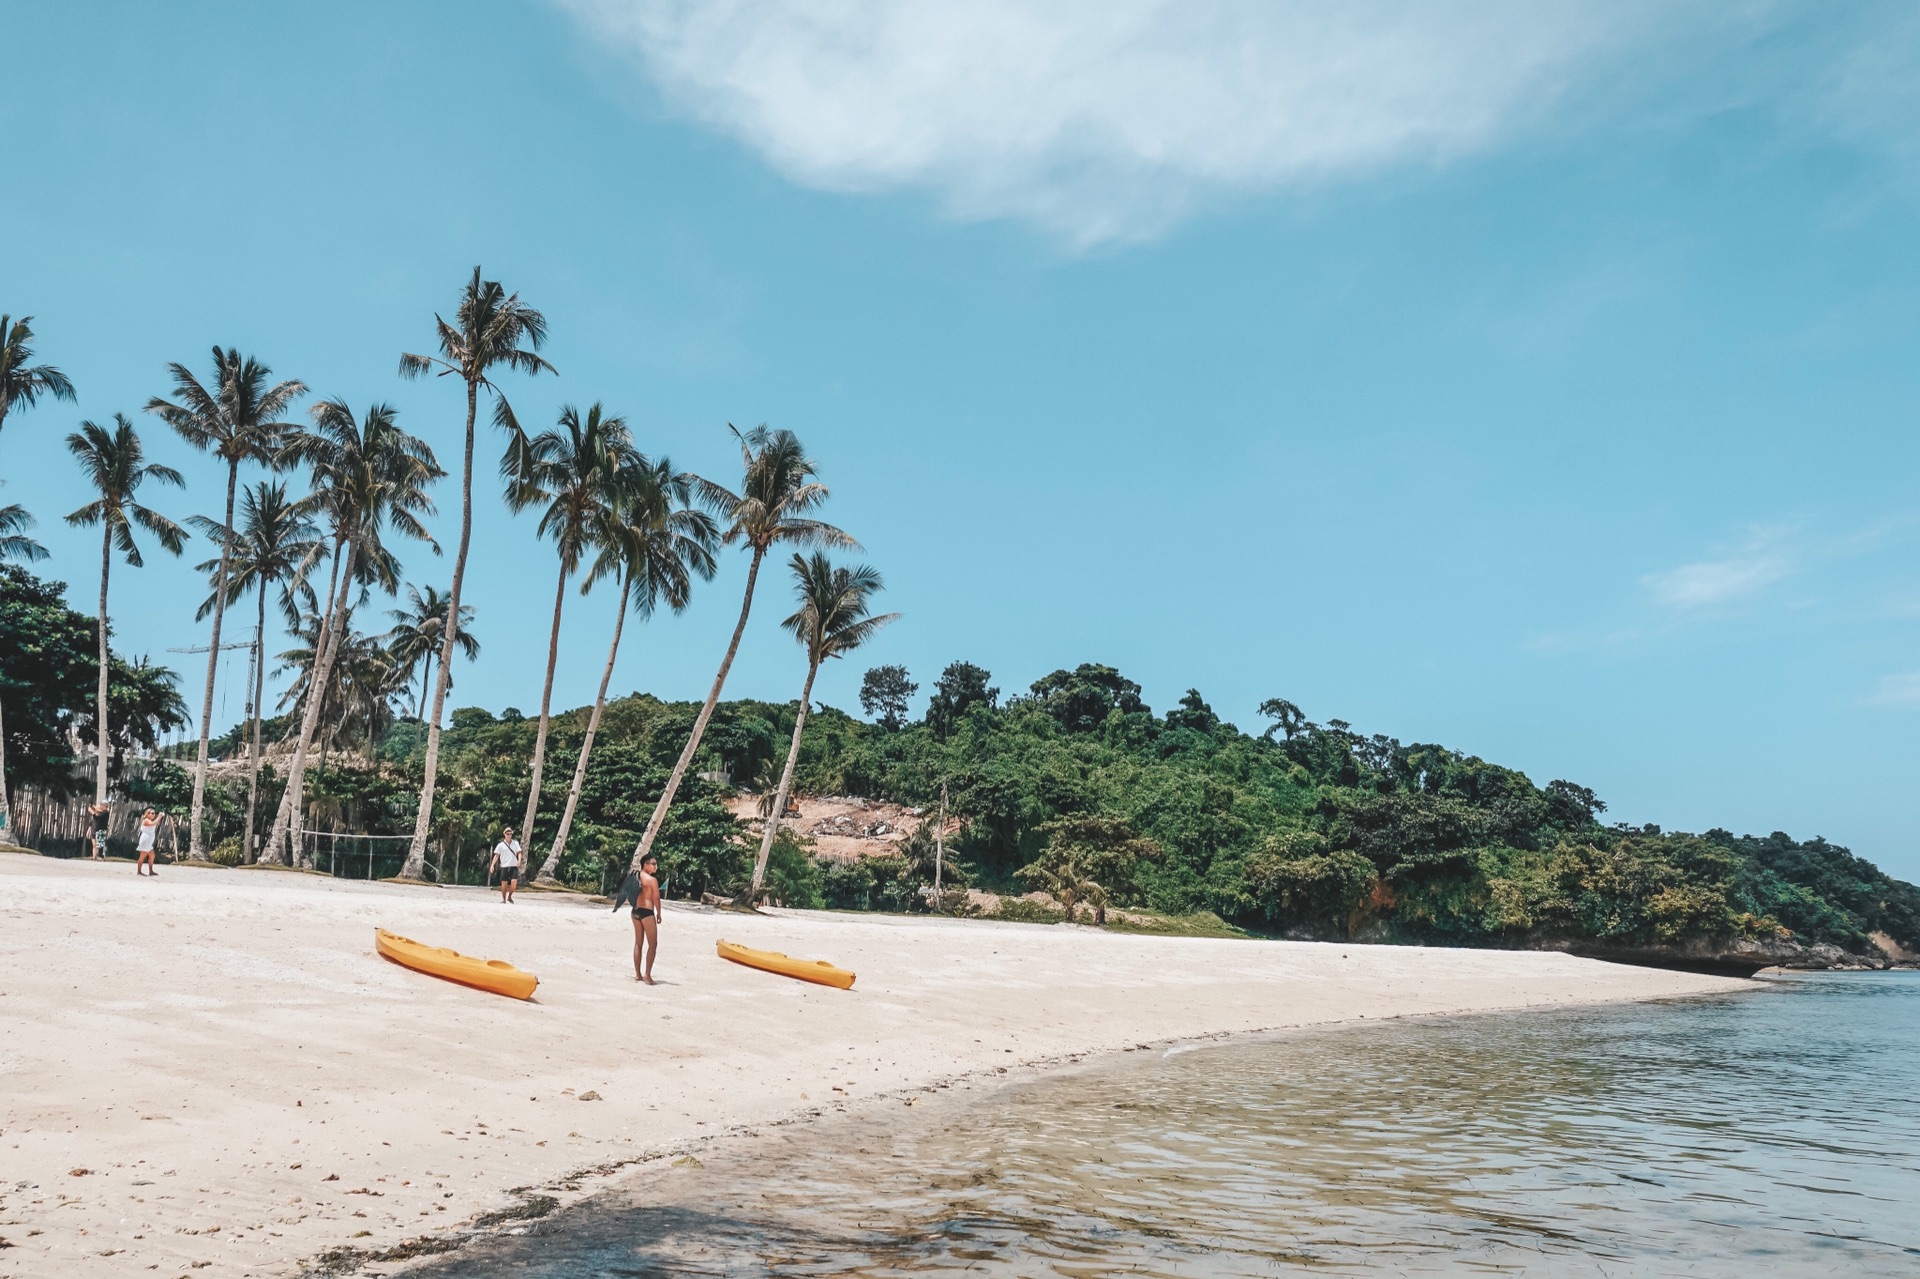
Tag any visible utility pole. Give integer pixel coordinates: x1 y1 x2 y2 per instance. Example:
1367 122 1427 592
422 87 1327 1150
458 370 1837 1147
934 779 947 909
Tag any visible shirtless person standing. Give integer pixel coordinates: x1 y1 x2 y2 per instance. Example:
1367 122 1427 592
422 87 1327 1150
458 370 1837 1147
631 853 662 985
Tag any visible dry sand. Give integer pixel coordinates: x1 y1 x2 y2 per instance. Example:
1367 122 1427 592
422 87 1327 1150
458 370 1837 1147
0 854 1748 1278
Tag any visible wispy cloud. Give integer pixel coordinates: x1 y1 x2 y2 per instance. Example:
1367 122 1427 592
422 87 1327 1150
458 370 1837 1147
1864 671 1920 708
1640 527 1798 612
556 0 1760 246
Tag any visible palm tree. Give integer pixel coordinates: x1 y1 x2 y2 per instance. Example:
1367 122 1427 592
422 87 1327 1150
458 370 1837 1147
334 631 404 769
627 425 853 875
262 400 439 867
148 349 307 859
396 267 552 881
190 481 322 861
742 553 896 906
64 415 187 802
0 499 48 843
0 313 76 438
533 458 718 885
507 403 637 863
279 617 403 772
0 312 69 840
384 584 477 723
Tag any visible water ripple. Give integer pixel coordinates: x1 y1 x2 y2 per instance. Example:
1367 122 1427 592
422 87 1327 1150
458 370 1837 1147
423 971 1920 1278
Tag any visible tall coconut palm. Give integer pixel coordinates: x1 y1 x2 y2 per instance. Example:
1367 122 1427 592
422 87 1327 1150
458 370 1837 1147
263 400 439 867
148 349 307 859
533 458 718 885
64 415 187 802
743 553 896 906
0 313 76 438
396 267 552 881
384 584 478 723
190 481 323 861
0 311 69 839
507 403 637 862
627 425 853 875
0 499 48 842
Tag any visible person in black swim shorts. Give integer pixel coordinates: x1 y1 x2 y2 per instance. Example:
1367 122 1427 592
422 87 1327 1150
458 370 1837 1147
632 853 661 984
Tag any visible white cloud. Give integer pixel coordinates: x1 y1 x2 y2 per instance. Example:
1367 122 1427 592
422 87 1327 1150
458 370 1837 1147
1864 671 1920 708
1640 528 1796 611
555 0 1720 245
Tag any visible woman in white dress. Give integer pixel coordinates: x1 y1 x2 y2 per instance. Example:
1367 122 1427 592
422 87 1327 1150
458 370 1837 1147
135 808 164 877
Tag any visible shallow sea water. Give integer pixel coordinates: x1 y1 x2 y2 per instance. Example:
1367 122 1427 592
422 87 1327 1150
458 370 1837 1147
426 971 1920 1277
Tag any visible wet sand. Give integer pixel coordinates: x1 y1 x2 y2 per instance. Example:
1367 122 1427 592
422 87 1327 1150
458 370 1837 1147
0 854 1746 1277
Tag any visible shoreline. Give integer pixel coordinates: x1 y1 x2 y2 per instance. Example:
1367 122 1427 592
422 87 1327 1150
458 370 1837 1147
0 856 1749 1278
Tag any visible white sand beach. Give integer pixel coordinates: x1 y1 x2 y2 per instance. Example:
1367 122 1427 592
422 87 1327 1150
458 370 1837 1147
0 855 1748 1278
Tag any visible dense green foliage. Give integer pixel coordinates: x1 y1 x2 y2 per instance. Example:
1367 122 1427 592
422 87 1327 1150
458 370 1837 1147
316 655 1917 956
1 565 190 796
767 660 1917 955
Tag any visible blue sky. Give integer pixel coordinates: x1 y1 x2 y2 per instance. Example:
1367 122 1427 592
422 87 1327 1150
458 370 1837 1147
3 1 1919 878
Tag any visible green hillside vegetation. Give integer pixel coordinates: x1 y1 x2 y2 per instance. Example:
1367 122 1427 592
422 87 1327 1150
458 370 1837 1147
220 659 1920 957
10 557 1916 960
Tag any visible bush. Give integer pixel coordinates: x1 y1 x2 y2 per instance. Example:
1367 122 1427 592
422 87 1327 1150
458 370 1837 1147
1243 831 1378 936
991 897 1062 925
208 836 243 867
761 832 824 909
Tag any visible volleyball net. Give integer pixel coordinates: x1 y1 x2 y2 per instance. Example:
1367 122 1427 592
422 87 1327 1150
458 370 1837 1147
297 830 431 882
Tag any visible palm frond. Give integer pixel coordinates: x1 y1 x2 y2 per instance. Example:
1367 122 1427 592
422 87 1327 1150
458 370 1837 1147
0 503 47 562
1 314 78 421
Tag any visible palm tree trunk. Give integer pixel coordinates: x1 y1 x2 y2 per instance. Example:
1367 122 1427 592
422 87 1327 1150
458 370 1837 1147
415 651 432 724
0 694 13 844
745 660 818 906
402 380 477 879
95 524 112 804
187 462 238 859
517 562 570 865
629 547 765 875
243 586 266 862
263 538 348 866
536 577 628 884
288 566 353 868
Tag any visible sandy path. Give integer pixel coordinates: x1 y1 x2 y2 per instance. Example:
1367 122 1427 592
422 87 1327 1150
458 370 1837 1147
0 855 1746 1278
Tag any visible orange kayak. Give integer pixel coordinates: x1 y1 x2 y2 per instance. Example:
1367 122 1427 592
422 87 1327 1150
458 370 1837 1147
717 938 855 990
375 928 539 1000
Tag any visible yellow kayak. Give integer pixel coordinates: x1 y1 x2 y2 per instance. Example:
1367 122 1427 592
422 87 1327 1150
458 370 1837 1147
717 939 855 990
375 928 539 1000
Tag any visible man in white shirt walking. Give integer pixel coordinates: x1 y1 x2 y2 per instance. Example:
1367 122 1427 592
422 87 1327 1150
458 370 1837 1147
489 826 524 904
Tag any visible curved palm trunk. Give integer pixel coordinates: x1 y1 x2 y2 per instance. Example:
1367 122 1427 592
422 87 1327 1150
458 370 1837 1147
243 586 266 862
516 562 569 866
283 565 352 869
415 650 433 723
630 548 765 875
402 381 477 880
536 577 628 884
262 539 348 866
95 524 112 803
744 660 818 906
187 463 239 858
